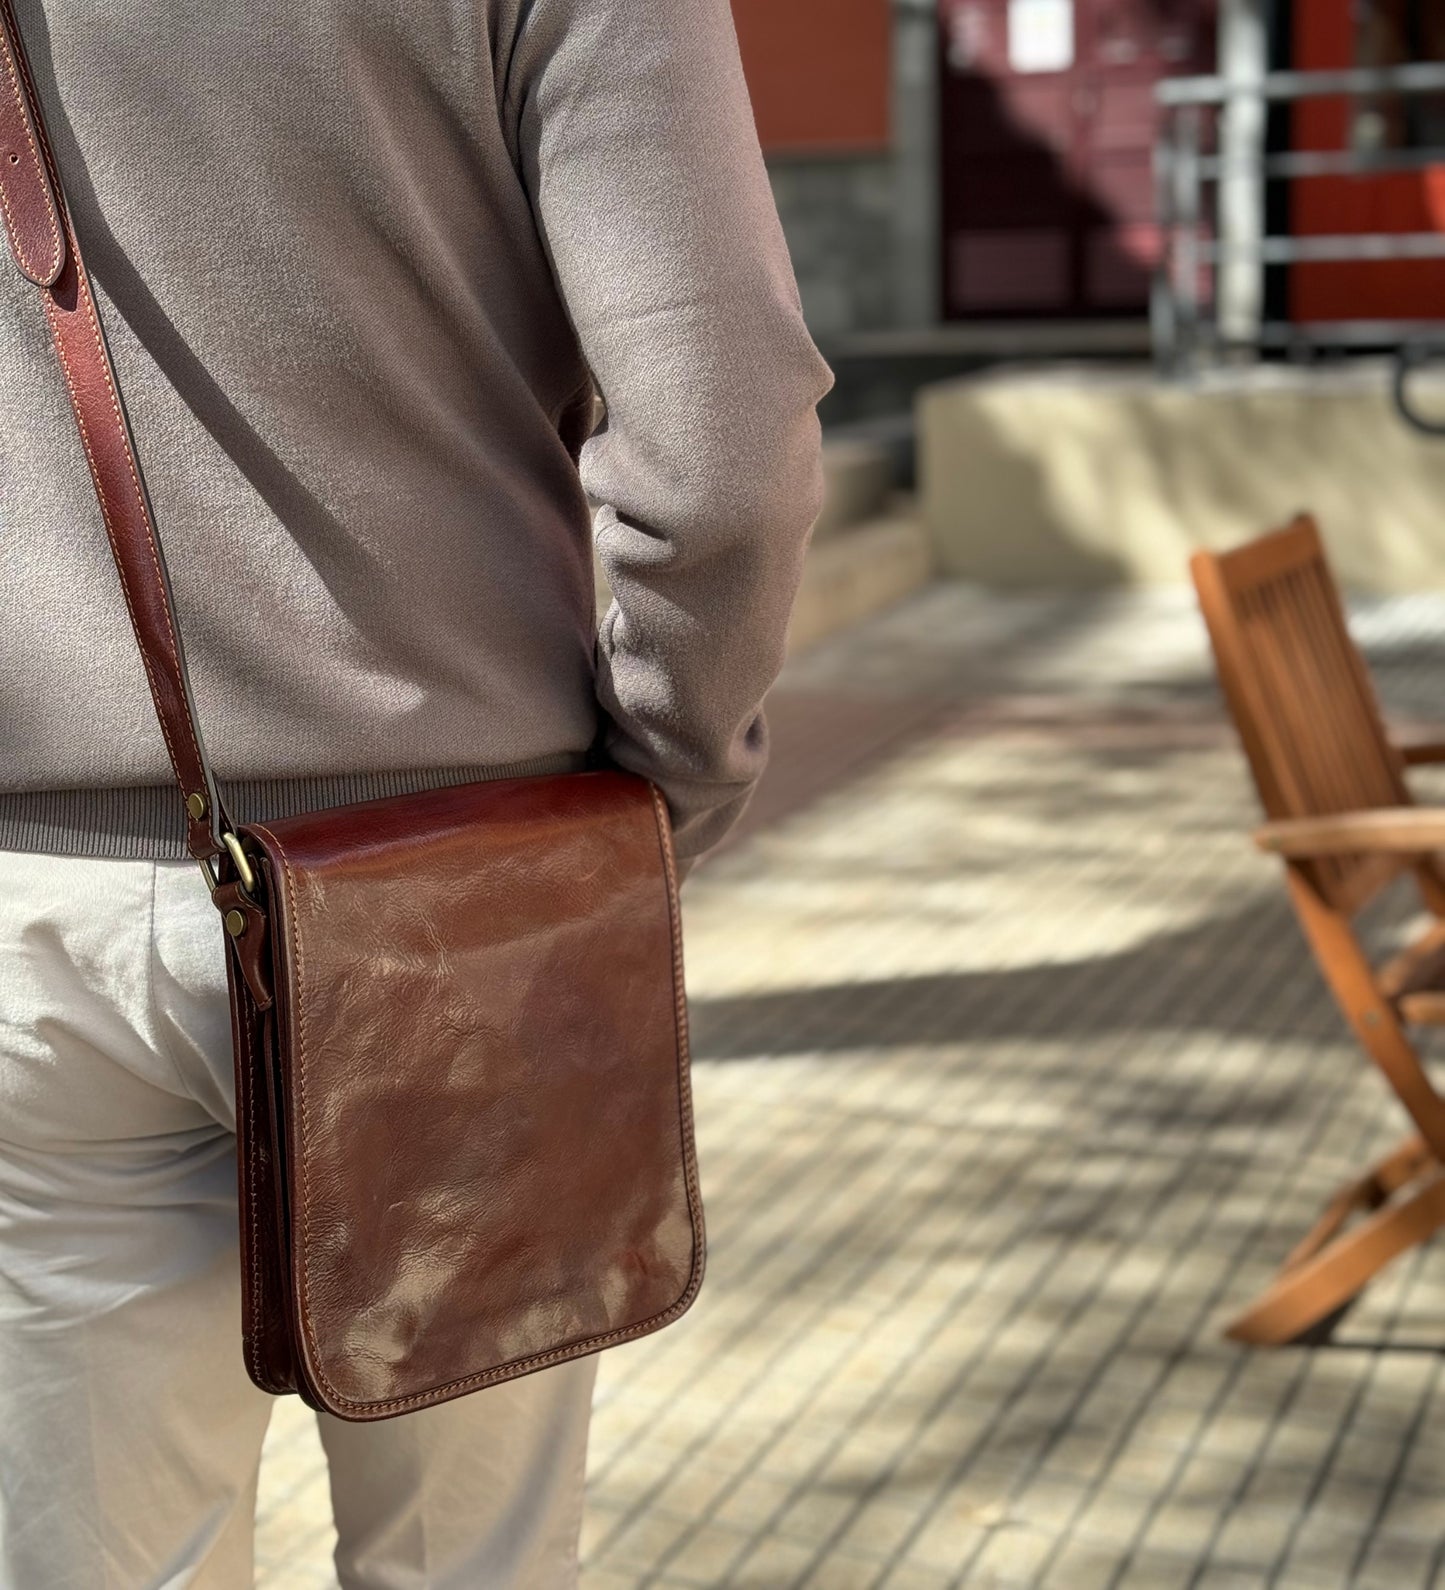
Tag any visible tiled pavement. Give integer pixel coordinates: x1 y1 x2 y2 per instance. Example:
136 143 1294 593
255 584 1445 1589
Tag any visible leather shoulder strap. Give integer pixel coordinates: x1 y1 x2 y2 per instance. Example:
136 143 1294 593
0 0 228 864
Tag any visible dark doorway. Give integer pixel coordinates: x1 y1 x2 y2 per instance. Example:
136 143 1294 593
938 0 1217 318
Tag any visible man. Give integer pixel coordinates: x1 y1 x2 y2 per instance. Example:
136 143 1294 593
0 0 832 1584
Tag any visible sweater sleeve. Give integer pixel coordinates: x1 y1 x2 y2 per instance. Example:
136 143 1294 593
507 0 835 864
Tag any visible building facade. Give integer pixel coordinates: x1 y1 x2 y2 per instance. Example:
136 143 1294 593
730 0 1445 346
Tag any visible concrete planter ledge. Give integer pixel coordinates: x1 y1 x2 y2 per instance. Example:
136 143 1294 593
919 360 1445 593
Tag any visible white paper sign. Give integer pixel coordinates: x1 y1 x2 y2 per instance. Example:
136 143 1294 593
1008 0 1075 74
946 4 992 71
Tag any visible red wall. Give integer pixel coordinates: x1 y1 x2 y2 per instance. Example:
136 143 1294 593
730 0 892 153
1292 0 1445 322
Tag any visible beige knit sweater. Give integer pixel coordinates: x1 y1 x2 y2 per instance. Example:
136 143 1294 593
0 0 833 863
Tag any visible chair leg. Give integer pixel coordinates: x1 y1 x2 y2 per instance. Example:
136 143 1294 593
1225 1143 1445 1347
1278 1134 1430 1272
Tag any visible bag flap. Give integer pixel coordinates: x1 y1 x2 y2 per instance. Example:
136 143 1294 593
244 771 703 1419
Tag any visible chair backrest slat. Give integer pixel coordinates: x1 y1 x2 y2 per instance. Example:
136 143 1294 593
1191 516 1410 915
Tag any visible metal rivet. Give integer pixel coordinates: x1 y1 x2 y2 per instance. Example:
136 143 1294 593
224 909 247 939
186 791 208 821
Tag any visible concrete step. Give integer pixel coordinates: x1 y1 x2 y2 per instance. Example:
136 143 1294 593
788 498 935 654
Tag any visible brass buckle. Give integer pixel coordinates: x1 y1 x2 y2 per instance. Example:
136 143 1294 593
198 831 257 897
222 831 257 893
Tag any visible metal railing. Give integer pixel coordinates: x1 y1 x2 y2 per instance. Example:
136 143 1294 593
1154 63 1445 378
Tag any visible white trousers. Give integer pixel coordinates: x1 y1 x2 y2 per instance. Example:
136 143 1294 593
0 851 597 1589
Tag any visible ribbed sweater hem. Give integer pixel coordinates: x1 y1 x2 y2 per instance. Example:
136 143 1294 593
0 755 589 859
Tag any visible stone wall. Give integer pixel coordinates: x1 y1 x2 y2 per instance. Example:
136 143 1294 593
766 155 899 338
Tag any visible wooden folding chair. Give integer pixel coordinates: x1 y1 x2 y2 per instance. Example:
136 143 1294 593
1192 514 1445 1346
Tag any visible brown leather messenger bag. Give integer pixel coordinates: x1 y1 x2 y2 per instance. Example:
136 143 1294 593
0 4 704 1421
